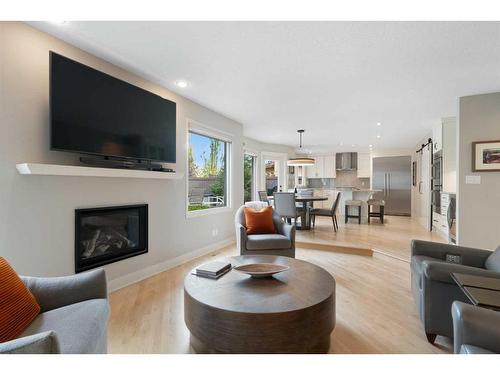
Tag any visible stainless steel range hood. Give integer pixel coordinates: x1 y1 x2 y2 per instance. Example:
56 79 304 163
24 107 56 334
336 152 358 171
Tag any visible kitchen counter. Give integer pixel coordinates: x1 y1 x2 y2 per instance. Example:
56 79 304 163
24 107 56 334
308 188 380 224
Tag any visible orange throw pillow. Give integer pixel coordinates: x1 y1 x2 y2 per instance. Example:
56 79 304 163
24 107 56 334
0 257 40 343
244 206 277 235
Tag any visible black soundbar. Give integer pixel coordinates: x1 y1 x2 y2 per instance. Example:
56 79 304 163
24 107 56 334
79 156 175 173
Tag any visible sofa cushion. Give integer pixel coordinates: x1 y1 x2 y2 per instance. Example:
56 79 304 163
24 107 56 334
244 206 276 235
246 234 291 250
460 344 495 354
20 299 109 354
0 257 41 343
485 246 500 272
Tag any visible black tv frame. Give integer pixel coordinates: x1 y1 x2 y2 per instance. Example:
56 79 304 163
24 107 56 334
49 51 177 166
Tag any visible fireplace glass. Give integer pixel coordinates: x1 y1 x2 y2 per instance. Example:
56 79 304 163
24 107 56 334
75 204 148 272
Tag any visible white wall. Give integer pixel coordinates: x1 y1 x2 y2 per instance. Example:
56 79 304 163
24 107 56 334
410 136 432 229
0 22 246 289
457 92 500 250
442 117 457 193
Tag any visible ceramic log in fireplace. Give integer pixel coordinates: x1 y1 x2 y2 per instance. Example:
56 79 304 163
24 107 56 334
75 204 148 273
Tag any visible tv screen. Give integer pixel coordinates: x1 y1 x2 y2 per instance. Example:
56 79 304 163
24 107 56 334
50 52 176 163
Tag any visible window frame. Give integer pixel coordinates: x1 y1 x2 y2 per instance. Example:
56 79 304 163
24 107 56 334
261 151 288 194
243 150 258 202
186 120 233 218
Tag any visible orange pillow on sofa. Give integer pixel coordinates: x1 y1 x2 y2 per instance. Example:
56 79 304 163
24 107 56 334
0 257 40 343
244 206 277 235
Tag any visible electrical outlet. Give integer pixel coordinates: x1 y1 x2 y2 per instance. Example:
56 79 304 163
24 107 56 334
465 175 481 185
212 228 218 237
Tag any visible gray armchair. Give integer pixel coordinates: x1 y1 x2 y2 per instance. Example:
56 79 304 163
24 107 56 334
0 269 109 354
235 205 295 258
452 301 500 354
411 240 500 343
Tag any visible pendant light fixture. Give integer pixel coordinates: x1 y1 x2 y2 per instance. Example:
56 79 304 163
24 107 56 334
287 129 315 166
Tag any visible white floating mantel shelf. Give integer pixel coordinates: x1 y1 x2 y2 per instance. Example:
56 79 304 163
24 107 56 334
16 163 183 180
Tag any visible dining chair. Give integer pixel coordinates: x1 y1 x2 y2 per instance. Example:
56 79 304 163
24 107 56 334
258 191 269 205
310 192 341 231
273 192 301 224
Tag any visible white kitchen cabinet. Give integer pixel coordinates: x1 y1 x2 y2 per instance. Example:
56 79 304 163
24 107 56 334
305 157 319 178
315 157 324 178
303 158 312 178
323 156 336 178
357 153 371 178
305 155 335 178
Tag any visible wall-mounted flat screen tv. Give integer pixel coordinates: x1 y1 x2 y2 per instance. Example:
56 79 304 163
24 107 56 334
50 52 176 163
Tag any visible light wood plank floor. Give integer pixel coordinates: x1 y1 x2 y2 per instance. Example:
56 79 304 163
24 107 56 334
108 216 452 354
297 214 446 261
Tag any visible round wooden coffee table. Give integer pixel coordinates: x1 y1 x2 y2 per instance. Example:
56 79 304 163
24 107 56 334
184 255 336 353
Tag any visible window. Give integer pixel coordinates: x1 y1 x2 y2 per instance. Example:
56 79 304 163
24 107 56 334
243 153 256 202
264 159 280 195
188 130 230 212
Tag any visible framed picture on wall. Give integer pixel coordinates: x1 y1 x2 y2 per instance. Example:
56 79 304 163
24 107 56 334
412 161 417 186
472 140 500 172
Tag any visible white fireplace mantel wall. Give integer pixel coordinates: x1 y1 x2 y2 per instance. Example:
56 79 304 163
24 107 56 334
0 22 245 289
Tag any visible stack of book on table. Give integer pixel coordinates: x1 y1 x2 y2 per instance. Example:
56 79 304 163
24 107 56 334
195 261 232 279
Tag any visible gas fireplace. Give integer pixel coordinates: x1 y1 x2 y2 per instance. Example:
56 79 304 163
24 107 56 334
75 204 148 273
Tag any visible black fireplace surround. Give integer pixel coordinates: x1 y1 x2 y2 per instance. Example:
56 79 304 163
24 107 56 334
75 204 148 273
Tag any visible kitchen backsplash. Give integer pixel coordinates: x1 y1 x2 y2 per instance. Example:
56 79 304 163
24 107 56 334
307 170 370 189
336 170 370 189
307 178 335 188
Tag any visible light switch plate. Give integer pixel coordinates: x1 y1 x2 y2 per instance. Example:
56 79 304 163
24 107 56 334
465 175 481 184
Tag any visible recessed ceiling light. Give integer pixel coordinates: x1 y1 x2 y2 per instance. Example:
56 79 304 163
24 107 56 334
339 142 344 146
376 135 381 138
376 122 381 126
175 80 189 88
351 144 356 147
369 144 373 148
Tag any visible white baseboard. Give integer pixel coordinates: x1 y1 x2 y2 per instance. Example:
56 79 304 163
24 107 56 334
108 237 235 292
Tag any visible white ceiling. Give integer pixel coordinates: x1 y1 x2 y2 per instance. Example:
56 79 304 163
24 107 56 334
30 21 500 153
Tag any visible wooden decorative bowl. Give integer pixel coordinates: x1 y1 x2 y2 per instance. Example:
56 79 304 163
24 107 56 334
233 263 290 278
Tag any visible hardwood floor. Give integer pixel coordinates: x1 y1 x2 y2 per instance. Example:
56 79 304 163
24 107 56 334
297 214 446 261
108 215 452 354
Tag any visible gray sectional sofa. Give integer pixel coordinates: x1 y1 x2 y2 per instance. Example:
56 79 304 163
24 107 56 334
411 239 500 343
452 301 500 354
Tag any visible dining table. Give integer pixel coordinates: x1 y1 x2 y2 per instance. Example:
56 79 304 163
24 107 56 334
268 195 328 230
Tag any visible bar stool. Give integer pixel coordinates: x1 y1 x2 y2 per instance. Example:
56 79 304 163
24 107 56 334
345 200 362 224
367 199 385 223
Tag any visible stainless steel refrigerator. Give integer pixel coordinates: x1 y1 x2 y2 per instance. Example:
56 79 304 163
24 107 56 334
372 156 411 216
